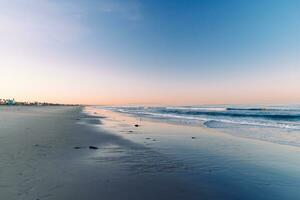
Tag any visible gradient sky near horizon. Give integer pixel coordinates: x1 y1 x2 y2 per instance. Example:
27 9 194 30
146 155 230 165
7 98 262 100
0 0 299 105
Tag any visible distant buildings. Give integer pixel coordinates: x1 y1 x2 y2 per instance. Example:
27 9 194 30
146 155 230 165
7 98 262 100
0 98 16 105
0 98 80 106
0 98 38 105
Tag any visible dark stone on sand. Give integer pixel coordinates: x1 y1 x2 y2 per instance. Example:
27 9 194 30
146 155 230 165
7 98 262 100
94 112 97 114
134 124 139 127
146 138 151 140
89 146 98 149
74 146 81 149
34 144 39 147
84 115 106 119
96 116 106 118
83 118 102 125
128 130 133 133
152 139 156 141
191 137 196 139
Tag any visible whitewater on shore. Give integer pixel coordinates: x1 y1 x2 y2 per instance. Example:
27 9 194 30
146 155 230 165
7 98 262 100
100 105 300 147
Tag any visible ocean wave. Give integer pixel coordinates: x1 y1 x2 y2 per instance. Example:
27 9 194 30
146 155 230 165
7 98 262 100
105 105 300 130
156 108 300 121
226 107 270 111
203 119 300 130
165 107 227 111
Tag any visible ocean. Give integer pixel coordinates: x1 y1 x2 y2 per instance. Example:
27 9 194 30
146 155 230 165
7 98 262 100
102 105 300 147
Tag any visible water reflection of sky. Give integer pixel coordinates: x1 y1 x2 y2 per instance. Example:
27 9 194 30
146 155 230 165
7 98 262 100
84 106 300 200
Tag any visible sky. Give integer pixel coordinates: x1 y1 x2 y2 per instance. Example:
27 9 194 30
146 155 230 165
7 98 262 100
0 0 299 105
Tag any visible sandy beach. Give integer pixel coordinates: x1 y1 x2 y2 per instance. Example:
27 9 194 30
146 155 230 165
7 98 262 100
0 106 211 200
1 106 300 200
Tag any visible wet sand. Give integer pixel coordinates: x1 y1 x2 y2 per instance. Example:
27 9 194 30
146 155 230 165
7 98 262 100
0 106 214 200
85 107 300 200
1 106 300 200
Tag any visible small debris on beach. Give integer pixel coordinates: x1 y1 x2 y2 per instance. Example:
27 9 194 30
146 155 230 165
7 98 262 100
134 124 140 127
94 112 97 114
74 146 81 149
152 139 157 141
128 130 133 133
146 138 151 140
34 144 39 147
89 146 99 149
191 137 196 139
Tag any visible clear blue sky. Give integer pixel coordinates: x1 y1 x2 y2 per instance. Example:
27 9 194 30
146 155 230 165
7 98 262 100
0 0 299 104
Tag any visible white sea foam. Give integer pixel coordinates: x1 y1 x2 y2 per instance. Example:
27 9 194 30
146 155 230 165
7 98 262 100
106 105 300 130
93 105 300 147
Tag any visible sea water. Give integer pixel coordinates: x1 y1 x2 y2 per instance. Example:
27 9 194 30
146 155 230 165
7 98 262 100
102 105 300 147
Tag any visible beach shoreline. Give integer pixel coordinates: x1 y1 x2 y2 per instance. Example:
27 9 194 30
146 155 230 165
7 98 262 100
0 106 214 199
84 106 300 200
1 106 300 200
